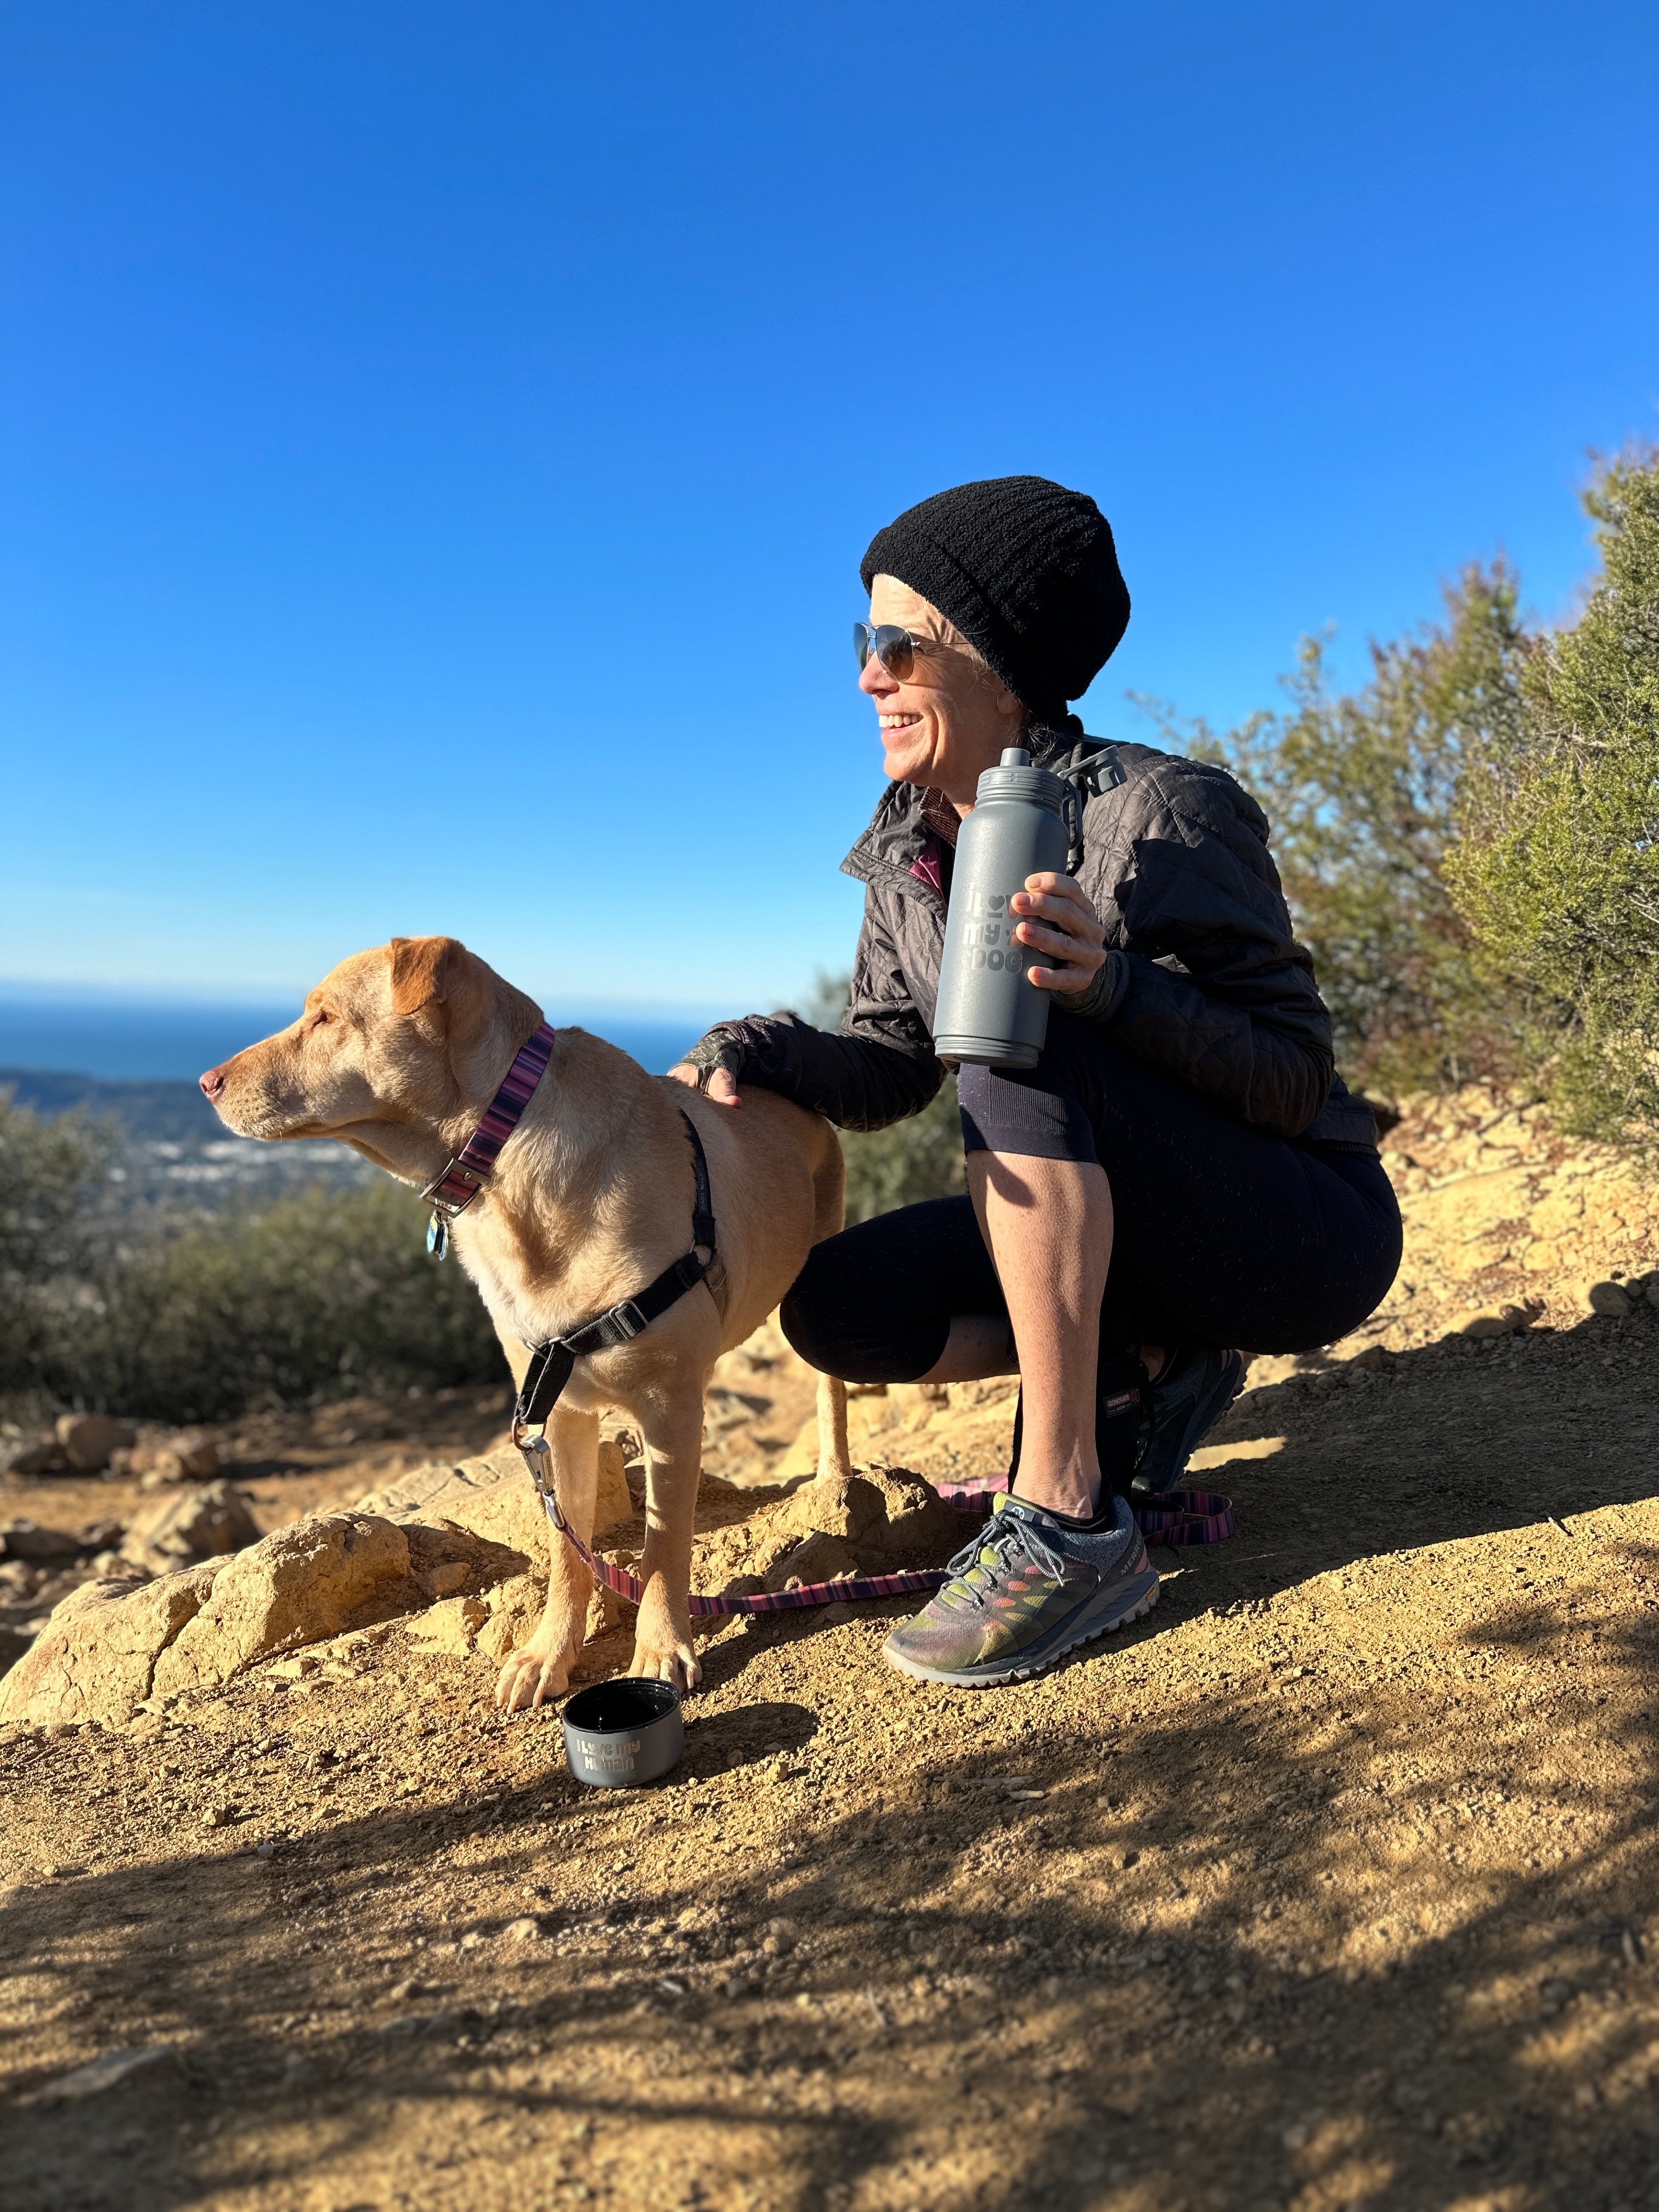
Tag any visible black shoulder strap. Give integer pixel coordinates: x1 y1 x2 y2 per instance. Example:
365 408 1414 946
515 1112 718 1432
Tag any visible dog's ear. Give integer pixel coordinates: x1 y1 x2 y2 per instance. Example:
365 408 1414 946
388 935 464 1015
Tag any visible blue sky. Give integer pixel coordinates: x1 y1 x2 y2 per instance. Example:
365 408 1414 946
5 1 1657 1019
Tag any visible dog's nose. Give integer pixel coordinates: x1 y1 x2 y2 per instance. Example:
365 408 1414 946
199 1066 225 1101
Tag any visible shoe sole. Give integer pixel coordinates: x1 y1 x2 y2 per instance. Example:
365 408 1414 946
881 1568 1161 1690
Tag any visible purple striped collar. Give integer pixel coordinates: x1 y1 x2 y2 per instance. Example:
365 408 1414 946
421 1020 557 1221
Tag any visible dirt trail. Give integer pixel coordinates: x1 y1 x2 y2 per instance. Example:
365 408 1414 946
4 1091 1659 2210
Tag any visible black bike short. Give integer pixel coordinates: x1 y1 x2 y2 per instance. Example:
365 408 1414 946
782 1011 1402 1383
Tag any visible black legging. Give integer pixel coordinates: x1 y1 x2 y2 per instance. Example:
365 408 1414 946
782 1011 1402 1381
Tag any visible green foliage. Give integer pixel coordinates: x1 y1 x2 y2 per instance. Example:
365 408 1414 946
0 1092 502 1420
1138 566 1532 1095
1447 447 1659 1143
798 975 966 1224
0 1093 117 1395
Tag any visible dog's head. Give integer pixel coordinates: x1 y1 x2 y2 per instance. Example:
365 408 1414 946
200 936 543 1171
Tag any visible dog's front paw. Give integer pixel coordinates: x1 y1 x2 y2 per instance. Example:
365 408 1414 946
627 1632 703 1693
495 1632 575 1713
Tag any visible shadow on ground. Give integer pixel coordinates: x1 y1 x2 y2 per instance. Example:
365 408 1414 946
5 1310 1659 2211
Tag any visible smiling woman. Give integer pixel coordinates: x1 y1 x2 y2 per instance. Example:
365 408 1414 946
672 473 1402 1692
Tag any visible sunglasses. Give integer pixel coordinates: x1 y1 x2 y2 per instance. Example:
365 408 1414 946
853 622 934 681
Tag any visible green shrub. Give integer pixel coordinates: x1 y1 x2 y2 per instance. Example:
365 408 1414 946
1137 565 1533 1097
72 1182 505 1421
0 1092 116 1398
0 1090 504 1422
1447 447 1659 1144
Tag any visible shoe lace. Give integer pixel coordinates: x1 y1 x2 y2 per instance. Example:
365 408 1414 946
941 1509 1066 1611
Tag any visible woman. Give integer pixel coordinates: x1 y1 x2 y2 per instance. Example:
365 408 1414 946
672 475 1400 1689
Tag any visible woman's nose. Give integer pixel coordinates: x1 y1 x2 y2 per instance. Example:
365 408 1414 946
859 654 894 699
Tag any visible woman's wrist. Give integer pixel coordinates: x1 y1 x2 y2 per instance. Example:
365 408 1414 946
1058 950 1127 1026
683 1022 761 1088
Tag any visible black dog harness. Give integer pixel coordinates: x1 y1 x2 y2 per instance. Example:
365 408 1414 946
512 1111 720 1432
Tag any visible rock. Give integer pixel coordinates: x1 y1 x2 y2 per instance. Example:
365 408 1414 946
354 1452 548 1568
473 1573 545 1664
40 2044 180 2101
119 1431 223 1487
1648 1280 1659 1313
407 1594 489 1656
585 1582 630 1639
1585 1280 1633 1318
781 1468 956 1562
2 1438 68 1477
764 1530 860 1593
153 1514 414 1697
0 1565 222 1727
595 1440 633 1532
501 1916 546 1944
0 1519 84 1564
54 1415 137 1472
402 1519 523 1601
121 1482 260 1570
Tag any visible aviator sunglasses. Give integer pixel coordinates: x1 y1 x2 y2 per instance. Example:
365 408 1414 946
853 622 935 681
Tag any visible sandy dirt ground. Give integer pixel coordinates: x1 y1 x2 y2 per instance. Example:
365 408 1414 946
5 1088 1659 2211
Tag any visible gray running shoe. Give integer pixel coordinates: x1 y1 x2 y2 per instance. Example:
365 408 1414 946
1136 1347 1245 1493
882 1491 1159 1689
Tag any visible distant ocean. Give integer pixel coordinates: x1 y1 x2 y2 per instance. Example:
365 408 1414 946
0 994 714 1082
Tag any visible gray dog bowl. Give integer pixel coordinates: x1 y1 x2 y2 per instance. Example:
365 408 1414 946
562 1679 684 1788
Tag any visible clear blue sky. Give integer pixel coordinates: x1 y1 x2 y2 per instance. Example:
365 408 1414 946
5 2 1657 1018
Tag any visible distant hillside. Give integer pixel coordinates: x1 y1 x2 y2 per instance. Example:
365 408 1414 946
0 1067 374 1209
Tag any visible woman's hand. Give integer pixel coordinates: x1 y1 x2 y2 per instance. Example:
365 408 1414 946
667 1060 742 1107
1011 871 1108 992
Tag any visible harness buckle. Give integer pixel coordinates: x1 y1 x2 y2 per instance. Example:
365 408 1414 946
608 1300 648 1342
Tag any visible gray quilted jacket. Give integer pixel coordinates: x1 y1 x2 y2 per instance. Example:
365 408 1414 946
691 727 1377 1153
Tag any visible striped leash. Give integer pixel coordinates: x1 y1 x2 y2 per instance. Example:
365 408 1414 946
516 1435 1234 1618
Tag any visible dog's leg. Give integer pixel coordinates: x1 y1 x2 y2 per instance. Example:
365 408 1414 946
628 1388 708 1691
495 1403 601 1712
816 1373 853 1482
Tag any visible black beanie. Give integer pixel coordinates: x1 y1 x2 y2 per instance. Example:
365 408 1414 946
860 475 1130 723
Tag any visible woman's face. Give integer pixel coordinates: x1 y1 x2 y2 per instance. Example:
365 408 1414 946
860 575 1025 808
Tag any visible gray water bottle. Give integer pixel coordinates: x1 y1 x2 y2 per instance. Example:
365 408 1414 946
933 743 1124 1069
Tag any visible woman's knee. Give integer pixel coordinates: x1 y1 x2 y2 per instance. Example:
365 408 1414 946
780 1240 952 1386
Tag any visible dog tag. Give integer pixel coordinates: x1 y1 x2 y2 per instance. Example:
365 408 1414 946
426 1210 449 1262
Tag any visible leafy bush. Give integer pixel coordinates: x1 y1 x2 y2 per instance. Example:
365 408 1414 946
0 1092 503 1420
1137 565 1533 1096
0 1093 117 1400
69 1183 504 1421
1447 447 1659 1144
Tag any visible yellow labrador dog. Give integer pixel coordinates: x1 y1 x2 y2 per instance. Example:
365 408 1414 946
200 934 850 1705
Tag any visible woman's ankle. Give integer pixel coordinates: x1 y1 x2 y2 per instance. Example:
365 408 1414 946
1011 1465 1102 1521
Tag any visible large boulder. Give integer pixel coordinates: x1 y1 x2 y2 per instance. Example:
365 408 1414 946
354 1440 633 1555
0 1565 221 1727
55 1414 138 1472
354 1451 550 1565
121 1482 260 1572
0 1504 524 1726
153 1513 414 1695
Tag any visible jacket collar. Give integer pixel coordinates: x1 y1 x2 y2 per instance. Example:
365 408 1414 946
839 723 1077 895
